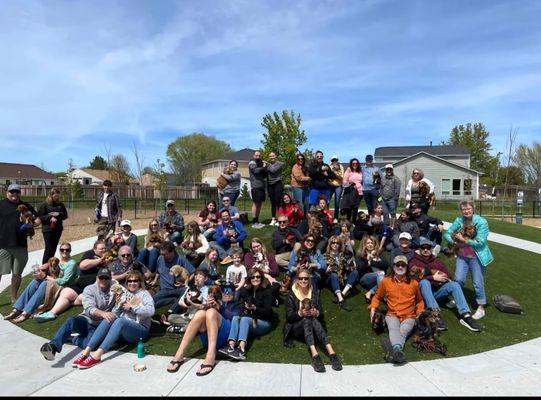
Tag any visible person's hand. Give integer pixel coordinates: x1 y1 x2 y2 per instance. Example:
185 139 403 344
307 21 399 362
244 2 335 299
300 307 311 318
122 302 133 311
33 269 46 280
50 216 58 224
326 266 332 274
438 224 444 233
433 270 449 282
308 262 317 270
309 307 318 318
455 233 466 243
102 311 116 323
185 293 192 305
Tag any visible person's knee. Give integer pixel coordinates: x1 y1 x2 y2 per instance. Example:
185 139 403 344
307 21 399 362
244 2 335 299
419 279 431 290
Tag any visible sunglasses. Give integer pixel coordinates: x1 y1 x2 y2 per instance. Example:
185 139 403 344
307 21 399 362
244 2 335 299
126 279 139 283
250 275 262 280
150 224 158 227
305 239 314 243
8 190 21 194
278 220 287 224
223 200 230 202
394 263 407 268
298 277 309 281
331 241 340 245
98 276 111 280
421 246 432 250
120 254 132 258
60 248 71 252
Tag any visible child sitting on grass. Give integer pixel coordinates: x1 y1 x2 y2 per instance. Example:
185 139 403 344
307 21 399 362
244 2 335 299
225 248 247 292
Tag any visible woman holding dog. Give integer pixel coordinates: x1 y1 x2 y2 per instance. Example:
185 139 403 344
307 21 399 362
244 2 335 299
37 188 68 263
356 235 390 304
5 242 77 323
181 221 209 268
444 200 493 320
137 218 164 273
405 168 434 214
219 267 274 360
74 270 155 369
219 160 241 207
284 268 343 373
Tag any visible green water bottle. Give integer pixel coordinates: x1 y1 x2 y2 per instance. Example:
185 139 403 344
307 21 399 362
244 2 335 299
137 338 144 359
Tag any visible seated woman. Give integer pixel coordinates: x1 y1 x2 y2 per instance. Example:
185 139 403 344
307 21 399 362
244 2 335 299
315 196 337 237
324 236 355 312
180 221 209 268
355 235 390 303
297 211 328 253
352 211 373 241
74 271 155 369
35 240 108 322
244 238 280 304
137 219 165 273
278 193 305 228
219 267 274 360
369 255 425 365
5 243 77 323
391 209 420 249
288 234 327 290
338 220 355 253
198 201 219 240
166 285 230 376
199 247 222 285
284 268 343 373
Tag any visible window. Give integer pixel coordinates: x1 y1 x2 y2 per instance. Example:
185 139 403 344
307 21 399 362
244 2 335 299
464 179 472 195
441 179 450 195
452 179 461 195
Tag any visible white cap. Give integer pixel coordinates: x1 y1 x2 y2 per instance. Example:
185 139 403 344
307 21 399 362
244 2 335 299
120 219 131 227
166 200 175 206
330 155 339 161
384 164 393 169
399 232 412 240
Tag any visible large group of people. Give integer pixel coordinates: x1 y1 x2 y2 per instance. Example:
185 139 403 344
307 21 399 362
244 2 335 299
0 150 495 375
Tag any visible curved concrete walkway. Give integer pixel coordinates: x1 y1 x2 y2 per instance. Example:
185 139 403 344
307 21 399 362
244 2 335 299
1 229 541 396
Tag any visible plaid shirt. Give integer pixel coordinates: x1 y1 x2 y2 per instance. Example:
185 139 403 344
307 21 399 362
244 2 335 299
96 190 122 223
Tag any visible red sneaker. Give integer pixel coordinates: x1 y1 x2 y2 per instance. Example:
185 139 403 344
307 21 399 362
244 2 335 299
77 355 101 369
72 354 87 368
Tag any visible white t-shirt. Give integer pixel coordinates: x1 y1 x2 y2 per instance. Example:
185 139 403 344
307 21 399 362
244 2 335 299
226 264 247 287
101 192 109 218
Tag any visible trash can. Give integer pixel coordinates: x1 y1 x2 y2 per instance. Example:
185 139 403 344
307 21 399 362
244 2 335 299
515 212 523 224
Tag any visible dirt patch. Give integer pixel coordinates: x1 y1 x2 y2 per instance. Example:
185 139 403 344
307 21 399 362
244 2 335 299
522 218 541 229
27 208 200 252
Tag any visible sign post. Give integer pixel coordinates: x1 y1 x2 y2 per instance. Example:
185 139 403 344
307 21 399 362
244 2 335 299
516 191 524 224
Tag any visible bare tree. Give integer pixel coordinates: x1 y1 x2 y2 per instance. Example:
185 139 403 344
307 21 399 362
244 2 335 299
131 141 146 185
109 154 132 184
503 125 519 198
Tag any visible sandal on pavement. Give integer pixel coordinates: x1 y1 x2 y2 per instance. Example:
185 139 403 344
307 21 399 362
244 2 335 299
166 359 184 373
196 363 216 376
3 309 21 320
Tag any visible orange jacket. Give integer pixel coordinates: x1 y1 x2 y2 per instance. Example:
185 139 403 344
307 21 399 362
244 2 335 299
370 276 425 321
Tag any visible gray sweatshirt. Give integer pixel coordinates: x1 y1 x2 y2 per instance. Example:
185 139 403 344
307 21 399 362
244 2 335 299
249 160 268 189
82 281 117 326
222 170 241 194
267 160 285 185
381 174 401 201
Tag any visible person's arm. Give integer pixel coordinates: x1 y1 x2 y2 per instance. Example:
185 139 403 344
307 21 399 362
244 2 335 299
369 280 387 316
59 203 69 221
235 221 247 243
114 193 123 220
79 255 104 271
405 180 412 201
37 203 51 224
180 256 195 275
271 231 283 251
314 251 327 274
467 216 490 250
414 283 426 316
288 250 298 274
443 217 462 243
196 234 210 254
131 291 155 317
216 225 230 246
55 260 77 286
285 294 302 323
267 253 280 277
423 178 435 194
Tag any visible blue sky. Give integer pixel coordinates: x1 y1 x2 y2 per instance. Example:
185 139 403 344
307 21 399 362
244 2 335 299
1 0 541 173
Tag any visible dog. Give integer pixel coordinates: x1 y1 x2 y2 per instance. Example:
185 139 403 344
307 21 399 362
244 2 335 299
169 265 190 288
47 257 61 278
110 283 143 307
372 307 386 335
418 180 431 199
279 274 293 296
217 166 233 190
300 298 314 319
409 265 426 281
411 310 447 355
17 204 35 238
147 232 163 247
449 224 477 257
372 171 381 186
203 285 223 311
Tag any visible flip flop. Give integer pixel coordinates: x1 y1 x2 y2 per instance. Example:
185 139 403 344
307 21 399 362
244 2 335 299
166 359 184 373
196 363 216 376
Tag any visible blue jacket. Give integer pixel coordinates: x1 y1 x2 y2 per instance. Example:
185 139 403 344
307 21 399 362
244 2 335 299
444 214 494 267
156 253 194 291
216 220 247 250
288 248 327 276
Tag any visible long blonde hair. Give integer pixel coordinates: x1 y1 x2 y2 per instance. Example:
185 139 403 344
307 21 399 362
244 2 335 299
46 188 61 205
358 235 379 258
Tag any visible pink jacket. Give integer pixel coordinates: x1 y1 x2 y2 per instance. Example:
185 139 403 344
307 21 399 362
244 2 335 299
343 168 363 195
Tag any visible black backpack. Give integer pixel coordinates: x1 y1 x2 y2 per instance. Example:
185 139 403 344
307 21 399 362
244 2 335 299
493 294 524 315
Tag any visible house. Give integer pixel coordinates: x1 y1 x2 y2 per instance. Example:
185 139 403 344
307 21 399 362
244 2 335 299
69 168 138 185
374 145 482 200
0 162 59 186
140 173 181 187
201 148 255 191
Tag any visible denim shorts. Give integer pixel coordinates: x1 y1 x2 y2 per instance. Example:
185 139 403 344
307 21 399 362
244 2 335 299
198 317 231 349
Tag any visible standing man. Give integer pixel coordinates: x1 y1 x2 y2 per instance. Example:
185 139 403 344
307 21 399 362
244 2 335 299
267 152 285 226
248 150 267 229
380 164 401 226
0 184 40 304
361 155 381 216
95 180 122 238
158 200 185 246
308 150 335 209
329 155 344 222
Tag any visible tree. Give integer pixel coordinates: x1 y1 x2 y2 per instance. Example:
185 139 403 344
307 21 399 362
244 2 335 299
515 142 541 186
240 183 250 199
166 133 232 184
260 110 308 184
131 142 146 185
446 123 495 174
109 154 132 184
497 166 524 186
88 155 108 170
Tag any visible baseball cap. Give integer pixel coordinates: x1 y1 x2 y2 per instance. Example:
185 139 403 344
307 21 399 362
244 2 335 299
222 283 235 294
365 154 374 162
393 255 408 265
384 164 393 169
399 232 412 241
166 200 175 206
330 155 339 161
7 183 21 192
97 267 111 279
419 238 432 247
410 203 422 210
120 219 131 227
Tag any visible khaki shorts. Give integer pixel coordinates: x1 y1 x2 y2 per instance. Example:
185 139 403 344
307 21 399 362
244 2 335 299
0 247 29 276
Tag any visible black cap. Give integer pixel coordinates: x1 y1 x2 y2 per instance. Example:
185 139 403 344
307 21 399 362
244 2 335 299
97 267 111 279
365 154 374 162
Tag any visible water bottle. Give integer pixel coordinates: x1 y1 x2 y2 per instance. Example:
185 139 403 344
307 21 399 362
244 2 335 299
137 338 144 359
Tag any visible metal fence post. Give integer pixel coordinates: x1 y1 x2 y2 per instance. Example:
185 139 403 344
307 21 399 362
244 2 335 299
134 199 137 220
479 201 482 216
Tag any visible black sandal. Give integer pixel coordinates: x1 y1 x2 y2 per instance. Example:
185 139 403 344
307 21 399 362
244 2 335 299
166 359 184 373
196 363 216 376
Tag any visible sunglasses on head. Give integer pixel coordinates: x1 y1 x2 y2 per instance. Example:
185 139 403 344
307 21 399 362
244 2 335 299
60 248 71 252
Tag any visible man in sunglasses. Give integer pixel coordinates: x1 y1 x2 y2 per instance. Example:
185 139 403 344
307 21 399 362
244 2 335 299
110 246 151 284
0 183 40 303
410 238 481 332
40 267 117 362
272 216 303 270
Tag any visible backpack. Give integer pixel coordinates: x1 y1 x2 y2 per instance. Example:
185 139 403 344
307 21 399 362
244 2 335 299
493 294 524 315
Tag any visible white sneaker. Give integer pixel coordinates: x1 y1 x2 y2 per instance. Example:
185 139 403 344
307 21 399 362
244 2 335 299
472 308 485 320
270 218 277 226
333 218 338 224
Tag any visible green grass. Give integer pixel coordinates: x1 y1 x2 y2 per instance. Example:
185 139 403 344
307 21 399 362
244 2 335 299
2 218 541 365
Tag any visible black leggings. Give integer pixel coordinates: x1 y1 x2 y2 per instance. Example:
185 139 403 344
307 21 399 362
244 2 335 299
268 181 284 218
291 318 330 347
42 229 63 263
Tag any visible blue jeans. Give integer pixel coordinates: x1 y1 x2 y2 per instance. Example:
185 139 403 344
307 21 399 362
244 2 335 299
363 190 379 215
427 225 443 245
169 232 182 245
14 278 47 314
292 187 310 214
419 279 471 315
51 316 97 352
86 318 149 352
228 316 272 344
455 256 487 306
381 198 397 225
153 287 185 309
360 270 385 294
331 186 343 219
326 270 360 293
137 247 160 273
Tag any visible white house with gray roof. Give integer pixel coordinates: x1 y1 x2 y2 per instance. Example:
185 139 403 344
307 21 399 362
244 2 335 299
374 145 482 200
